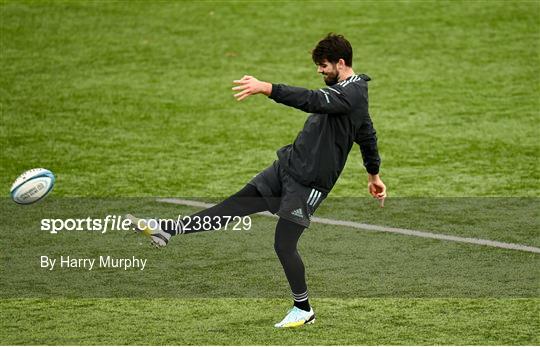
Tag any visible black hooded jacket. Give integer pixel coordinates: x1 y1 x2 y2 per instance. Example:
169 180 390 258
269 74 380 193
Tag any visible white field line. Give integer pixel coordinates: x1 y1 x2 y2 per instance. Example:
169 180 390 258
156 198 540 254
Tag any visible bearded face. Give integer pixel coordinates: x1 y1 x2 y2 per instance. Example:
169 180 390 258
316 60 340 86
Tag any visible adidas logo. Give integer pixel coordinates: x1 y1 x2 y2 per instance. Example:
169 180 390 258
291 208 304 218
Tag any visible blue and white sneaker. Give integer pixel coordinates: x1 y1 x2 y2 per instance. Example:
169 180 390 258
274 306 315 328
125 214 171 248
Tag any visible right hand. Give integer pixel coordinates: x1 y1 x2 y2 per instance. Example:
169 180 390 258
232 75 272 101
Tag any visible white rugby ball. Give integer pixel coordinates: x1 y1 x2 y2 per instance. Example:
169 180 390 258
10 168 55 205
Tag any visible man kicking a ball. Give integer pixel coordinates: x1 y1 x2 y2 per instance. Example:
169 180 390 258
127 33 386 328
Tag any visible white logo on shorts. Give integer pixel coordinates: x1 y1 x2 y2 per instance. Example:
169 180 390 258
291 208 304 218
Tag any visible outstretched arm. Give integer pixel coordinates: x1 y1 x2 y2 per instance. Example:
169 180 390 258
232 75 272 100
232 75 358 114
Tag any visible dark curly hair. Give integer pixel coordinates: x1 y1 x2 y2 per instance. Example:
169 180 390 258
312 33 353 67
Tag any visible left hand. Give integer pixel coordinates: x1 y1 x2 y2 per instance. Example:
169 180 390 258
368 174 387 207
232 75 272 101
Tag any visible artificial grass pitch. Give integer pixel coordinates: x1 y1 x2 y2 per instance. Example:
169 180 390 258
1 1 539 198
1 0 539 345
1 298 538 345
0 197 538 344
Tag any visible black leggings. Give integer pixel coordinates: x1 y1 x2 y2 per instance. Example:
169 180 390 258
184 184 268 231
162 184 307 296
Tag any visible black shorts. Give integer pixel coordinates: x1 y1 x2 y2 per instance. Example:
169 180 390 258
248 161 327 228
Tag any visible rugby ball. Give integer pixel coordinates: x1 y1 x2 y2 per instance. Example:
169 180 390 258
10 168 55 204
